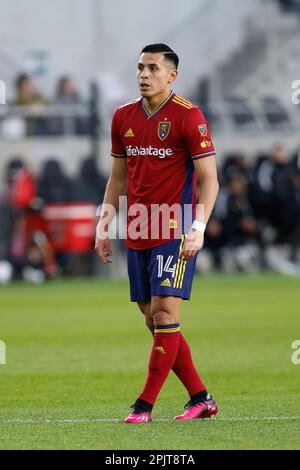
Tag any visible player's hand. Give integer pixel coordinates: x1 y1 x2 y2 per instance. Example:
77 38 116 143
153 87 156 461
180 229 204 261
95 236 113 264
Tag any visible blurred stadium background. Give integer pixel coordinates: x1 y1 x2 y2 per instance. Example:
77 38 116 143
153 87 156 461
0 0 300 450
1 0 300 282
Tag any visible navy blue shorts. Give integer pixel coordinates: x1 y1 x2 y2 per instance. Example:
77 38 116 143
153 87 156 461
127 235 198 302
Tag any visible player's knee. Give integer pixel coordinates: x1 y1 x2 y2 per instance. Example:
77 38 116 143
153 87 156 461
151 309 174 325
137 302 154 333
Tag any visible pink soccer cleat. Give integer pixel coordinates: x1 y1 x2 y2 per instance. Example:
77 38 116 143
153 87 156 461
174 394 218 420
124 410 152 423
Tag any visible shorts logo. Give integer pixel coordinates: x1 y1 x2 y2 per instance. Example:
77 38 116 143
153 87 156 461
158 121 171 141
154 346 166 354
160 278 171 287
198 124 207 136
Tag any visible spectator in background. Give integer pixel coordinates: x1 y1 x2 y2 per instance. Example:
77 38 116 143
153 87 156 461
15 73 48 107
277 0 300 15
249 144 291 223
267 145 300 256
1 158 56 282
220 176 262 271
204 216 226 271
221 152 252 184
70 156 107 205
53 76 89 135
55 76 81 105
37 159 71 203
291 147 300 173
6 159 36 274
68 157 107 276
9 161 36 210
14 73 49 135
223 176 260 246
0 163 15 281
288 171 300 261
268 144 295 236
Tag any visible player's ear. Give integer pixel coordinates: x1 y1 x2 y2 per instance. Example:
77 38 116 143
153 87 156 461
168 69 178 84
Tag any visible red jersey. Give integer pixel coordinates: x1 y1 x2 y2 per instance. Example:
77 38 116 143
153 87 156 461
111 92 215 250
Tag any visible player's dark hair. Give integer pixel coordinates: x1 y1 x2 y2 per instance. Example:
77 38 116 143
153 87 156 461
141 43 179 69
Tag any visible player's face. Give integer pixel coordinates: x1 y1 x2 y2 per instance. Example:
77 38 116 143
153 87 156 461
137 53 177 98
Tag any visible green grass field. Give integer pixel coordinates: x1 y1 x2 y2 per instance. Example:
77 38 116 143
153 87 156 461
0 273 299 450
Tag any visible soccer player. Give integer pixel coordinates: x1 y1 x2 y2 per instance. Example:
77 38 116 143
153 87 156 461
95 44 219 423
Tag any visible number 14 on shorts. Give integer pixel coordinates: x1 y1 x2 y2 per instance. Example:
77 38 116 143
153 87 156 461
156 255 176 278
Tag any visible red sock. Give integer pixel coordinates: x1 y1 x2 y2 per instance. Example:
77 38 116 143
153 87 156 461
139 324 180 405
172 333 206 396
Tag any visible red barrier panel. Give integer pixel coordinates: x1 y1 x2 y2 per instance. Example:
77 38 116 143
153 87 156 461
42 202 96 253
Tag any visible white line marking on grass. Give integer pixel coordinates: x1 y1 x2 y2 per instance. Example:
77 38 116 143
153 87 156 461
1 416 300 425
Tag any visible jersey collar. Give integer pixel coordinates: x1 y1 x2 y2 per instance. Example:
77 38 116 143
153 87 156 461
141 91 174 119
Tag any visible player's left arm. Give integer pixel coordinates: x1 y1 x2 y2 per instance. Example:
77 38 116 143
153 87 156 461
181 156 219 260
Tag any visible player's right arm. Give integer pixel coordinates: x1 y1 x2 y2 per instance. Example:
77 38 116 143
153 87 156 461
95 108 127 264
95 157 127 264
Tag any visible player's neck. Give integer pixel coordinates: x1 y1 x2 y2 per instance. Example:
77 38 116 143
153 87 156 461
142 89 172 115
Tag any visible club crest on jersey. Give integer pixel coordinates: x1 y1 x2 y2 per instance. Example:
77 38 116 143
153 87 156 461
198 124 207 136
158 121 171 141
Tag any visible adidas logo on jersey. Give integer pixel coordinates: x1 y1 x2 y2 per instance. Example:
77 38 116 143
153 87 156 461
124 128 135 137
160 278 172 287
